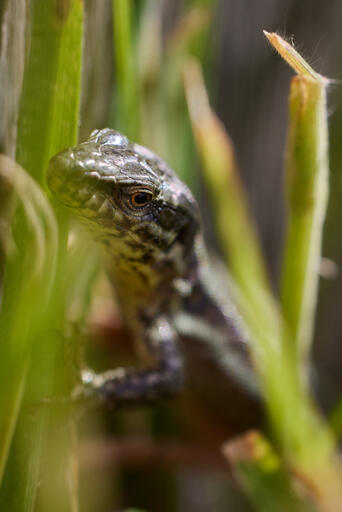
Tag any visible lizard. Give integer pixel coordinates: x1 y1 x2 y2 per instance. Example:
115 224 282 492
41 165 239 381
46 128 262 430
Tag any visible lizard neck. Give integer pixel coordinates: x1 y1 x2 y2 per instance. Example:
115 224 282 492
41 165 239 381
104 235 199 318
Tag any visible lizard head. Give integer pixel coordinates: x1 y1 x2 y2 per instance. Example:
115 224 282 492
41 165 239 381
47 129 200 279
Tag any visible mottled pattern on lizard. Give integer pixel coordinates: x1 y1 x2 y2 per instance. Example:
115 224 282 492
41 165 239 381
47 128 261 428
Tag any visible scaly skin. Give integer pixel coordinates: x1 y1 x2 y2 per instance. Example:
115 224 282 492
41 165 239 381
47 128 261 429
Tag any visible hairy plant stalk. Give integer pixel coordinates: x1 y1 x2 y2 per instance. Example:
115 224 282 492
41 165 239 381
265 30 329 371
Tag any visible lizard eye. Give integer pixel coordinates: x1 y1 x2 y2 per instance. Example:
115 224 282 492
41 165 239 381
130 191 153 207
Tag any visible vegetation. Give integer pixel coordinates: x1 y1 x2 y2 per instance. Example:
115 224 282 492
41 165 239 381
0 1 341 511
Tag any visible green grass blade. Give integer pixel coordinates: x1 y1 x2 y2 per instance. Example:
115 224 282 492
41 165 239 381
18 0 84 507
0 155 58 476
265 33 330 369
183 57 270 295
16 0 83 183
0 1 84 510
112 0 140 140
162 5 211 187
0 157 58 501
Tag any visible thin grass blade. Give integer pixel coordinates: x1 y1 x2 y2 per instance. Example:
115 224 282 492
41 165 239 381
112 0 140 140
265 32 330 371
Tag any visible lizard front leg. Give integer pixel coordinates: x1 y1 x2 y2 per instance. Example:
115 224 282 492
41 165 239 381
80 316 184 408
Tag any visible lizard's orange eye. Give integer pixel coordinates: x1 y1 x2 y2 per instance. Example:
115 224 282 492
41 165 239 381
130 191 153 207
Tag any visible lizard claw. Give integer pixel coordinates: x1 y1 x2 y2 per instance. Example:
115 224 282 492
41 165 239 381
71 369 99 406
36 369 99 411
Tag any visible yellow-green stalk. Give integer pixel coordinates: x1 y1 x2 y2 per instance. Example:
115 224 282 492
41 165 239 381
267 33 330 374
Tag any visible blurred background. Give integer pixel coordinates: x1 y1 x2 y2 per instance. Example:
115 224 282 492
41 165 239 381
2 0 342 511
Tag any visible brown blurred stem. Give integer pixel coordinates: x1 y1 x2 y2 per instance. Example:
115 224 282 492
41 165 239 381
80 437 228 474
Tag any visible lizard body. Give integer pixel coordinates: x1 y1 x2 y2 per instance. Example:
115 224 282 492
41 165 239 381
47 128 261 429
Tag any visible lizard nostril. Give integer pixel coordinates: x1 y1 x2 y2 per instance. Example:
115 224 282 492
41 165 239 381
159 208 177 230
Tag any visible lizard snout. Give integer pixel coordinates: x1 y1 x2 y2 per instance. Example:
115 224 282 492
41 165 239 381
46 150 93 207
